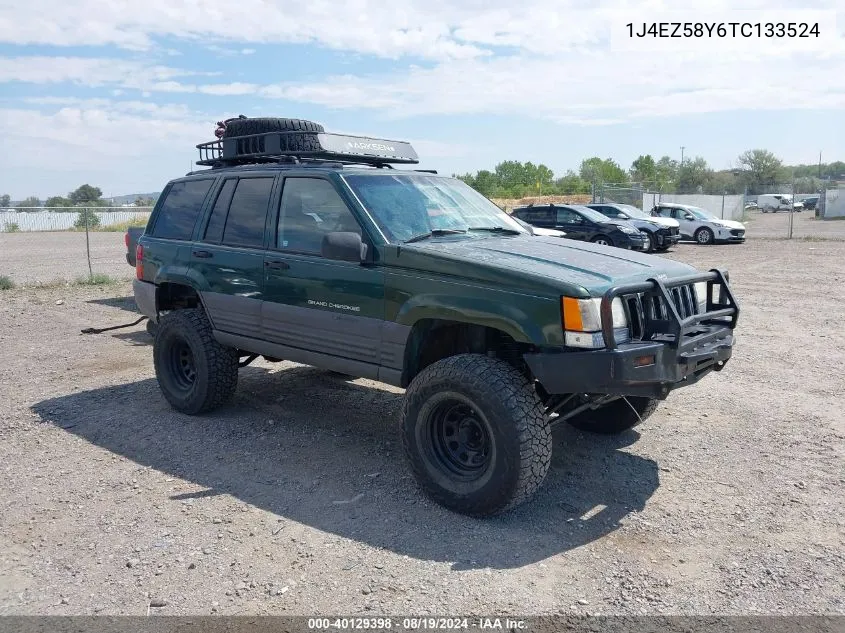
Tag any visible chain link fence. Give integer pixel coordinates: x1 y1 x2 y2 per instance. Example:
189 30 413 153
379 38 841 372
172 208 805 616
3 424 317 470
0 207 152 286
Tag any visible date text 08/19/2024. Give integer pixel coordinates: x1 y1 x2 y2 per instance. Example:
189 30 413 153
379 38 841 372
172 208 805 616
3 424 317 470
307 617 527 630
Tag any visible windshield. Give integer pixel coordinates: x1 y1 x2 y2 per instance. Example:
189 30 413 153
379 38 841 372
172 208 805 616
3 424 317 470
686 206 718 221
342 174 526 242
570 205 617 224
618 204 650 219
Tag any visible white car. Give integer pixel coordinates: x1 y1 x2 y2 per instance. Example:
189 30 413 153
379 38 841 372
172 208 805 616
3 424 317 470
758 194 803 213
650 203 746 245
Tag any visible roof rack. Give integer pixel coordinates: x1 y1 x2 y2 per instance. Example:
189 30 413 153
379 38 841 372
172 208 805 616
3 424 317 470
197 131 419 168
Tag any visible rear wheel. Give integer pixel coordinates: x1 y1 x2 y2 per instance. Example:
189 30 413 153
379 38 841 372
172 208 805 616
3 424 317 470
401 354 552 517
591 235 613 247
567 396 658 435
153 309 238 415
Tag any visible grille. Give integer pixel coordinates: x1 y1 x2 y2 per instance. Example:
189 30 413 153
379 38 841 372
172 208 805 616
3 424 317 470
623 283 698 341
730 229 744 236
669 227 679 235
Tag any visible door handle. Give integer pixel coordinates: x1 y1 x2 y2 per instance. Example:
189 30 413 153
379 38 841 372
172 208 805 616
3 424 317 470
192 250 213 258
265 260 290 270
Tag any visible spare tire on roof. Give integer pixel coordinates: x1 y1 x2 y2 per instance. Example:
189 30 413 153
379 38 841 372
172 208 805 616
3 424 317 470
221 117 325 138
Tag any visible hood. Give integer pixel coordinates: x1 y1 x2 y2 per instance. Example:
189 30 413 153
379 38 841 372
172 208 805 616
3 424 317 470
626 217 672 231
711 219 745 229
391 234 697 297
645 216 680 229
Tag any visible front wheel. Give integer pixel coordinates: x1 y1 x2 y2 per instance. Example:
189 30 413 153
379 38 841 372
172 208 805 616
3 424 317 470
643 231 656 252
694 227 715 245
401 354 552 517
153 309 239 415
591 235 613 247
567 397 659 435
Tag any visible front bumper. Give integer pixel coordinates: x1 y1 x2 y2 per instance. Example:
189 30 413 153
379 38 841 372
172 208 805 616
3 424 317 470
524 269 739 400
656 231 681 248
618 232 648 250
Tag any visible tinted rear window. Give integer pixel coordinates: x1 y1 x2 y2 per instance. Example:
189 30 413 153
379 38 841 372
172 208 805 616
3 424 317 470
203 179 237 243
151 179 214 240
221 177 274 248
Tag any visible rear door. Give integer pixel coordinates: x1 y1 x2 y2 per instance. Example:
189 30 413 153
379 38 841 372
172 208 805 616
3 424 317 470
191 174 278 337
261 175 385 369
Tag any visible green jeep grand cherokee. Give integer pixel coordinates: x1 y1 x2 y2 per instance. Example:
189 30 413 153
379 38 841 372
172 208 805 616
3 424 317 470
133 117 739 517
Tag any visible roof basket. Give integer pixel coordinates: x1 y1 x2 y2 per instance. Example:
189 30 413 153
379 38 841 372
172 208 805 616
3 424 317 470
196 131 419 168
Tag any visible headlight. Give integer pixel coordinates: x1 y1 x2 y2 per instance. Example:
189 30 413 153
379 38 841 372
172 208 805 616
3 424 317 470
561 296 629 348
619 227 637 234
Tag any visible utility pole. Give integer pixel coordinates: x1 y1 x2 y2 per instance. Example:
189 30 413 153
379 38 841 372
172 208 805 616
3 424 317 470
680 146 685 166
818 151 822 179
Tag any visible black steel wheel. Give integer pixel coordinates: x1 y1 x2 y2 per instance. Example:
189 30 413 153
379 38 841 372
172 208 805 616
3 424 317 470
401 354 551 517
422 395 494 482
153 309 238 415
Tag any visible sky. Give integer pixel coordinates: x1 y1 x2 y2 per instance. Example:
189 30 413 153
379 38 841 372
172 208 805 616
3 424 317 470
0 0 843 199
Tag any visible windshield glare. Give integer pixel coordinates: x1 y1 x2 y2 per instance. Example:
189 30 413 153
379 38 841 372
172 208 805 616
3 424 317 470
687 206 718 220
572 205 617 223
342 174 526 242
619 205 649 219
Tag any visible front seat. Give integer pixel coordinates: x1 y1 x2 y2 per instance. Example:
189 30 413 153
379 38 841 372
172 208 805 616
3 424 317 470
281 194 322 252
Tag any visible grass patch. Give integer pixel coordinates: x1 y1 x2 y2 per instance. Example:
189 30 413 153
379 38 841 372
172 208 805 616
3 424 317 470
0 275 15 290
74 273 120 286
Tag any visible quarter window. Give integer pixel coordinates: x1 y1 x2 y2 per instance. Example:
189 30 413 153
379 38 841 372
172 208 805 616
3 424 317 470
151 179 214 240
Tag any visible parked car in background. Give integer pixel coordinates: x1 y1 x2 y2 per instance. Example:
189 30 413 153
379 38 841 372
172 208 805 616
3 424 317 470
758 194 803 213
511 203 648 250
651 203 746 245
586 203 680 252
511 215 566 238
800 195 820 211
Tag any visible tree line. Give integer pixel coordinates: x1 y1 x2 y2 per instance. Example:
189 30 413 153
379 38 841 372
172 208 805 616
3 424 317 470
455 150 844 199
0 185 155 211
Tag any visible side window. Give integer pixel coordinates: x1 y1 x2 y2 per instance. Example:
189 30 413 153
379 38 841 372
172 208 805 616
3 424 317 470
557 208 580 224
277 178 361 255
521 209 553 224
150 179 213 240
221 177 274 248
203 179 237 243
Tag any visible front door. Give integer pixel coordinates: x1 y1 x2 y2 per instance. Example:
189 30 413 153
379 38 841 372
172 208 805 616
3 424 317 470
555 207 589 240
191 175 276 338
261 176 385 368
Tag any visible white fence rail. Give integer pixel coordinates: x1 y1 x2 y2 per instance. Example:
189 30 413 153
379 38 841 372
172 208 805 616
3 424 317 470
1 207 153 232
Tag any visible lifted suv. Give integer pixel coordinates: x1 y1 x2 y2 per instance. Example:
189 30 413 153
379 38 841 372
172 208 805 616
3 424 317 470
133 117 740 517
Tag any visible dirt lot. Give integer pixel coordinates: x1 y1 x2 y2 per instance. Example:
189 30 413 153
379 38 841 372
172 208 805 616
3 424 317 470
0 239 843 617
0 232 132 285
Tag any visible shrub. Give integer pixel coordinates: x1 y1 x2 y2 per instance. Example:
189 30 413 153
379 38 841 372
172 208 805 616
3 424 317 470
0 275 15 290
4 222 20 233
75 273 118 286
74 208 101 229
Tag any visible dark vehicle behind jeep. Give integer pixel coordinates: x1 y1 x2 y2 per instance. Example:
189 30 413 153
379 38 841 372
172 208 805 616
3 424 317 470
586 203 681 252
130 116 740 517
511 203 648 251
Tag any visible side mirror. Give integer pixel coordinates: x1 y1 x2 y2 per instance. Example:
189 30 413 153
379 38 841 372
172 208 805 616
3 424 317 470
321 231 366 262
617 213 627 219
684 213 695 220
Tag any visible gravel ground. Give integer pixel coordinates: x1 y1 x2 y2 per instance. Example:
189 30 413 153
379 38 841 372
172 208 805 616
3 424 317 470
742 209 845 240
0 240 843 617
0 232 132 284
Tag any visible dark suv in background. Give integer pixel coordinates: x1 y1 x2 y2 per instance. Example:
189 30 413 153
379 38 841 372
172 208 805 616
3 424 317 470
511 203 648 250
586 203 681 252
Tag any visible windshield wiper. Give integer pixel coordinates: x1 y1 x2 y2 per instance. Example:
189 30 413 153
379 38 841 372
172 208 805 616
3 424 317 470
467 226 522 235
404 228 468 243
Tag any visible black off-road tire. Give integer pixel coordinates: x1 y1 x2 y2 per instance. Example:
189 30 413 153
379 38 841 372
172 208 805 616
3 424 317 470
566 396 659 435
146 319 158 338
694 227 715 245
221 117 324 137
401 354 552 517
153 309 238 415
